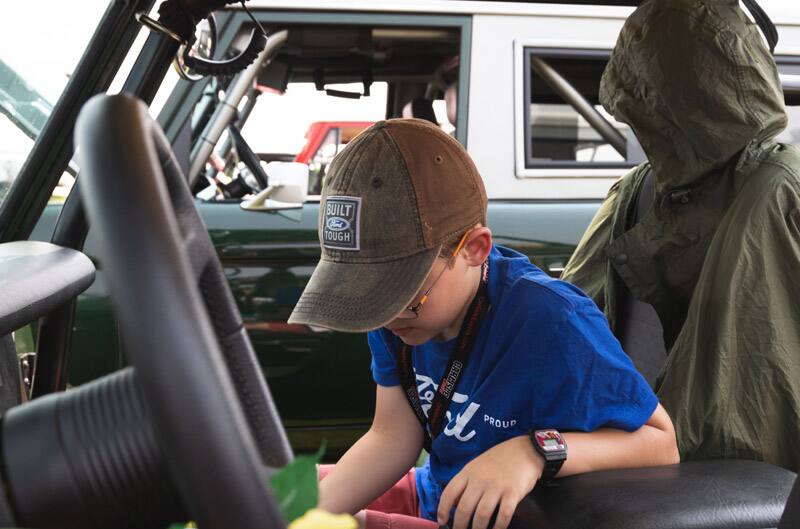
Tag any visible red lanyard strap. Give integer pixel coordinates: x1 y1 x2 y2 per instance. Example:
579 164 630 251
396 260 490 452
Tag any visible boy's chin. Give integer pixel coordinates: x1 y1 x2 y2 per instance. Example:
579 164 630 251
398 336 428 346
394 330 431 347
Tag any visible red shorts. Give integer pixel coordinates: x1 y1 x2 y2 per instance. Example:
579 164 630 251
318 465 438 529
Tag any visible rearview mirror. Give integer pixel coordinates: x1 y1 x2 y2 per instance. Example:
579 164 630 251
241 162 309 211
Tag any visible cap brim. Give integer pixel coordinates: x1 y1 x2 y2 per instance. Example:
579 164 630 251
288 246 441 332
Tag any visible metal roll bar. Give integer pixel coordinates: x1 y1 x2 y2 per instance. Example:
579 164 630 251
188 29 288 185
530 56 627 158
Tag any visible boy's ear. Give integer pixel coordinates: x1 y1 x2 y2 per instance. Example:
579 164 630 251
461 227 492 266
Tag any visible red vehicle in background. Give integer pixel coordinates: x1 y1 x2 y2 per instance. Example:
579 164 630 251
295 121 374 194
295 121 373 164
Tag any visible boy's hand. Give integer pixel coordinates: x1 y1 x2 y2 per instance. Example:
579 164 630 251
437 435 543 529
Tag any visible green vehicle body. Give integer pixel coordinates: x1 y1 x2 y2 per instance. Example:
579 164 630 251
31 198 599 454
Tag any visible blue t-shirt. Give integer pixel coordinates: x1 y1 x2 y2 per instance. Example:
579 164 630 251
368 245 658 521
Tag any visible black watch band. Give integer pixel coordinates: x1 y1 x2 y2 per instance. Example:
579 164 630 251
530 429 567 482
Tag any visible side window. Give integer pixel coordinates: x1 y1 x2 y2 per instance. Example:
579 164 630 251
522 49 642 170
190 21 461 202
4 2 178 210
240 83 385 198
0 3 109 208
193 82 385 202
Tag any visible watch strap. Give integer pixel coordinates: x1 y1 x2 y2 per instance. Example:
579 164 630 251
541 456 564 481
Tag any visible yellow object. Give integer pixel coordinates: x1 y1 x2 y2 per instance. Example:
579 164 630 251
288 509 357 529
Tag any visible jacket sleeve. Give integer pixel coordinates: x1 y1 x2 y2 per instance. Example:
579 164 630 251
561 179 622 312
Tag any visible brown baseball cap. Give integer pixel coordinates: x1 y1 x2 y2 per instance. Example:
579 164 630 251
288 118 487 332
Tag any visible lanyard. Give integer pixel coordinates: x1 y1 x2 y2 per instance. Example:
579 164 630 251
396 260 490 453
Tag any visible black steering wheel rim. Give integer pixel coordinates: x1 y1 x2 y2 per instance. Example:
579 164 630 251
76 93 290 528
229 122 270 190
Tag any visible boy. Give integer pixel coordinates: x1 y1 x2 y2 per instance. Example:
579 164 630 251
288 119 679 529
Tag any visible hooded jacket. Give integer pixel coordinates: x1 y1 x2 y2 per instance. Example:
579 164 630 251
562 0 800 470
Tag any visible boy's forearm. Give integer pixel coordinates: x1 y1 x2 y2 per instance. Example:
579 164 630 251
502 404 678 481
559 404 679 477
318 427 422 515
559 423 679 477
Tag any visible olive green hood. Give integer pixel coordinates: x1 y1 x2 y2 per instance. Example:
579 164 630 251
564 0 800 470
600 0 787 191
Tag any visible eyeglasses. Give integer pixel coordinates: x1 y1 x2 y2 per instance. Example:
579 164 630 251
404 230 471 318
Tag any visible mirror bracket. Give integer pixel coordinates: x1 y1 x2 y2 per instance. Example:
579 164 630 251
240 185 303 211
240 161 308 212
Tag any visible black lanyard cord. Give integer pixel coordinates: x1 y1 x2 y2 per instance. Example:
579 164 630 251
396 260 490 452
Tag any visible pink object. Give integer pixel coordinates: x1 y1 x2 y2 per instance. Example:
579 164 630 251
318 465 439 529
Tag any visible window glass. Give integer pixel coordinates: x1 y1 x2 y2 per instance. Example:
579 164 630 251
523 53 800 172
242 82 387 157
217 82 387 199
524 51 641 169
0 2 110 206
193 20 458 201
41 2 177 208
776 62 800 147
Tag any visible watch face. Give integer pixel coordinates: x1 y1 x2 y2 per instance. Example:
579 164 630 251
535 430 566 452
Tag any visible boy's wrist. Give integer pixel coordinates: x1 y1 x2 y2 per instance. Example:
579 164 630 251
510 434 546 476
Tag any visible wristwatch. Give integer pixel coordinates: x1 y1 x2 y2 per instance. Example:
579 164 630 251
530 429 567 482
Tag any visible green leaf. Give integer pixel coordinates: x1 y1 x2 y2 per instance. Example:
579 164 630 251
166 522 196 529
270 441 326 522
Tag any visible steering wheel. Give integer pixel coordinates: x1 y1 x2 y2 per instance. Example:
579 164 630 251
229 123 270 190
75 93 292 528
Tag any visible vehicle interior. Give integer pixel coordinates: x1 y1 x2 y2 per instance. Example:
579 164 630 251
187 20 462 202
1 0 799 528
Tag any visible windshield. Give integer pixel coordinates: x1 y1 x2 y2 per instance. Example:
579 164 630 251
0 2 110 205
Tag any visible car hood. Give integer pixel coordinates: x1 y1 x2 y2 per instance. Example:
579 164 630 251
599 0 787 193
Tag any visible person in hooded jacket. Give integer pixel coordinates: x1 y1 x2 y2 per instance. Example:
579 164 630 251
562 0 800 471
